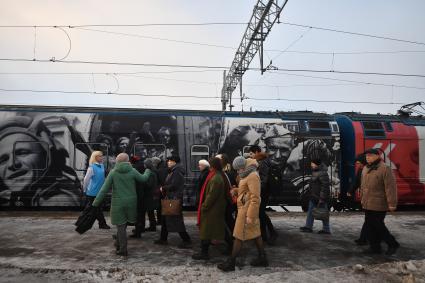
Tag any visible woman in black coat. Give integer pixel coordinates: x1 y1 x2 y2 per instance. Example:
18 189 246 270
153 155 192 248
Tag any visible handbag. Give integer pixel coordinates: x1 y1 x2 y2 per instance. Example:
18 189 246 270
312 205 330 221
161 198 182 216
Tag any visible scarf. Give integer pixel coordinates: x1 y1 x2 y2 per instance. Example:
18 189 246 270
239 164 257 179
366 159 381 173
197 170 216 226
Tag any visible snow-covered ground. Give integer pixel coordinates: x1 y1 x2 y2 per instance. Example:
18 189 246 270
0 211 424 282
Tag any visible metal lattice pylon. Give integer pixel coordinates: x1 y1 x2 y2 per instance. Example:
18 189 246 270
221 0 289 111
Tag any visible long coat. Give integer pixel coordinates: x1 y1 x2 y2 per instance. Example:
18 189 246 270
199 173 227 240
361 161 397 211
92 162 146 225
233 159 261 241
141 169 158 211
309 164 331 203
162 164 187 232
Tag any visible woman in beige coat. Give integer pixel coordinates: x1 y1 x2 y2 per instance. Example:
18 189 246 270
218 156 268 272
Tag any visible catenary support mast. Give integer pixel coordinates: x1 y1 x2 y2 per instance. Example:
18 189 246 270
221 0 289 111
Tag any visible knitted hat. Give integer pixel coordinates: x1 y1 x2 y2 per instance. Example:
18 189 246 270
151 157 161 168
144 158 154 169
232 156 247 170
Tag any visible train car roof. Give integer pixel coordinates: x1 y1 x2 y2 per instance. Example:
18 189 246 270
335 112 425 126
0 104 335 121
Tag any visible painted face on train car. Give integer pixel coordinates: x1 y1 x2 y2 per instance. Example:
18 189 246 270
0 133 47 193
158 128 171 145
116 137 130 153
265 136 294 166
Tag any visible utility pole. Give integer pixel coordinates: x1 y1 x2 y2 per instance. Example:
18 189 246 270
221 70 227 110
221 0 289 111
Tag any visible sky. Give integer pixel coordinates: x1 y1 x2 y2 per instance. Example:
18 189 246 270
0 0 424 115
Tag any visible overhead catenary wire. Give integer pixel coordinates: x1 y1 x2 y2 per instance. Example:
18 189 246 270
280 22 425 46
245 96 406 105
1 71 424 90
71 26 425 56
268 71 425 90
1 58 424 78
1 21 424 46
74 27 237 50
0 87 409 105
0 23 248 28
0 87 221 99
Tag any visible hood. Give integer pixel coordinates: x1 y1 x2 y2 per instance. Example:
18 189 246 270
246 158 259 168
114 162 134 173
255 152 268 161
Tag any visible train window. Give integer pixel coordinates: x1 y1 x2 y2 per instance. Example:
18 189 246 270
362 122 386 138
384 122 394 132
298 121 308 132
74 143 109 171
12 141 49 170
191 145 209 171
330 122 339 133
308 121 331 135
133 143 166 159
309 121 330 129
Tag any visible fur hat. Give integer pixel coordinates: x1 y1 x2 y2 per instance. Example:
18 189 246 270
364 148 380 155
232 156 247 170
167 155 181 163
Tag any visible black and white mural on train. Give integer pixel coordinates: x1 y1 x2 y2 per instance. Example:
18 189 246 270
218 117 340 205
0 113 89 207
0 111 340 208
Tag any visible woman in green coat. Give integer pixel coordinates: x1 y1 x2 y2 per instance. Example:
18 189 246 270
92 153 151 256
192 157 229 260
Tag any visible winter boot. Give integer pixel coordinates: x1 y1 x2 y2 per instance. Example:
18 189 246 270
192 241 210 260
250 251 269 267
217 257 236 272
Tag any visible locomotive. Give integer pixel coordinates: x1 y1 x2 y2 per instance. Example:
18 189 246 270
0 104 423 210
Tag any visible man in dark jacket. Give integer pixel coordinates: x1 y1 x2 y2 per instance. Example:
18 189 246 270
154 155 192 248
131 158 158 237
249 145 278 244
361 148 399 255
300 158 331 234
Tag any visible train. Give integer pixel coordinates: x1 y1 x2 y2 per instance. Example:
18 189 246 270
0 104 424 210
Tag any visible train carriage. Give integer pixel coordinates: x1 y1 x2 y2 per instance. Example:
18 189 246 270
0 104 341 210
336 112 425 206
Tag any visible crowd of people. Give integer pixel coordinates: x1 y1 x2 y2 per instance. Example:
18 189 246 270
81 145 400 271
